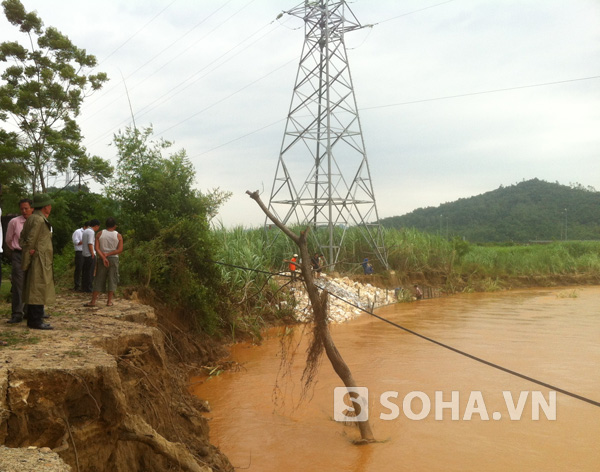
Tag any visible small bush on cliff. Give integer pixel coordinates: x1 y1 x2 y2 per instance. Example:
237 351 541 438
123 217 224 333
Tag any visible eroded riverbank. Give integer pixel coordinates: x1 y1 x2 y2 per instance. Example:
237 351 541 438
0 292 232 472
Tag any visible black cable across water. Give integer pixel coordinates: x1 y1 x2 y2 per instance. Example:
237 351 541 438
326 292 600 408
210 260 600 408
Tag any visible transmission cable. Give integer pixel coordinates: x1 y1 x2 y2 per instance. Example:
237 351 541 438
97 0 179 66
84 4 281 148
361 75 600 111
188 74 600 158
85 0 235 113
190 117 286 159
371 0 456 26
156 57 297 137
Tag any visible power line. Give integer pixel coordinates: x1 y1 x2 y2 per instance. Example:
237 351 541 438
87 0 452 120
361 75 600 111
191 118 285 159
78 0 466 150
132 9 273 122
371 0 456 26
190 74 600 158
85 0 235 113
84 1 276 148
156 58 297 137
97 0 179 66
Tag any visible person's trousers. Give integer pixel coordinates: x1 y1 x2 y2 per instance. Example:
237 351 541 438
26 304 45 327
11 251 25 317
82 256 95 292
74 251 83 290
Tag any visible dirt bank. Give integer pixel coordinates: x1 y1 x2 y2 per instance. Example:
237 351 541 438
0 291 232 472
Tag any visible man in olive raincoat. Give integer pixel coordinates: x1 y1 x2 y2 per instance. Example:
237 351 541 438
19 193 55 330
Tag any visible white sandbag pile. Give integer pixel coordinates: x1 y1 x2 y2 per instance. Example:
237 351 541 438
289 273 394 323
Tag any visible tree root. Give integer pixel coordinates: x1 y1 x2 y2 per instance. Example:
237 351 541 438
119 414 211 472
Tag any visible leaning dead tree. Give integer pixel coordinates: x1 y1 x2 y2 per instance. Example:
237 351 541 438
247 190 375 443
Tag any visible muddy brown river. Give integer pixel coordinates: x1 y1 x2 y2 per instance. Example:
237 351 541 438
191 287 600 471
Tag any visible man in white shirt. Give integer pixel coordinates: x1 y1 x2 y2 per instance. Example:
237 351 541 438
82 219 100 292
5 199 34 324
72 222 88 291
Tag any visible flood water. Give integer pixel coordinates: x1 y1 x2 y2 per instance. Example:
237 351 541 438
191 287 600 471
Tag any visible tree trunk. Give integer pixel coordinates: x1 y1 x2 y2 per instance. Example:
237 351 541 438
246 190 375 442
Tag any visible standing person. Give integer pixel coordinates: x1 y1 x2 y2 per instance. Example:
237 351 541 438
414 284 424 300
5 198 34 324
311 252 322 278
289 253 298 282
72 221 88 291
82 219 100 292
361 258 374 275
19 193 55 330
84 218 123 307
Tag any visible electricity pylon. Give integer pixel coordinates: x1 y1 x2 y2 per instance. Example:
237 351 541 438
267 0 388 270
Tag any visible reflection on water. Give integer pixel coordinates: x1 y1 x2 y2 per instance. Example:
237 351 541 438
191 287 600 471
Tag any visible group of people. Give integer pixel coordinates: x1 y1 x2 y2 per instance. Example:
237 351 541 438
287 253 379 279
286 252 324 281
0 193 123 331
72 217 123 307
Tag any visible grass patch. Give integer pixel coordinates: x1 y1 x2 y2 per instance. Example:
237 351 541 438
0 329 41 347
0 279 11 304
48 311 73 319
64 350 84 357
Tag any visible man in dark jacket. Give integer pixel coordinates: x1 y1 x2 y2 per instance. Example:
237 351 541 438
19 193 55 330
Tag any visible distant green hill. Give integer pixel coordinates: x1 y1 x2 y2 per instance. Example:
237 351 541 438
379 179 600 242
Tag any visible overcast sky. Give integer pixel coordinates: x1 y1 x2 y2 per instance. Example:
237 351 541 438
1 0 599 227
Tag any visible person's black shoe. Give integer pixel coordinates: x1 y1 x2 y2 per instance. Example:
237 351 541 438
27 323 54 330
43 314 50 319
6 316 23 324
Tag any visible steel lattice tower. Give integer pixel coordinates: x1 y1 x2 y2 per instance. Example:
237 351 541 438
267 0 388 269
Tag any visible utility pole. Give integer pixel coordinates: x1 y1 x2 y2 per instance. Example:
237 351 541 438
266 0 388 270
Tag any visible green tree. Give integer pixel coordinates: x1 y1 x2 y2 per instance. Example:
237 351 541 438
0 128 28 200
0 0 112 194
110 125 230 241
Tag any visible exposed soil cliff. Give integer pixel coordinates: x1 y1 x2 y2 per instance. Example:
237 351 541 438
0 292 233 472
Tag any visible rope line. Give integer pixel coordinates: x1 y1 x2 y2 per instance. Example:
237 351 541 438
210 259 600 408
